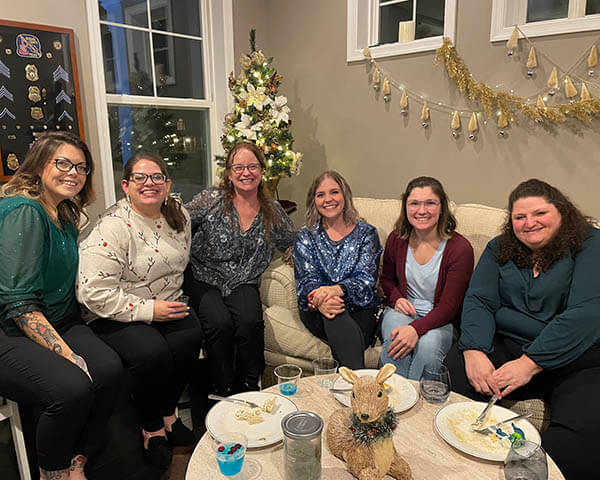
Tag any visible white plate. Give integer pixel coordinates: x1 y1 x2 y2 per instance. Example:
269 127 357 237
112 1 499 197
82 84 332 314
205 391 298 448
434 401 542 462
332 369 418 414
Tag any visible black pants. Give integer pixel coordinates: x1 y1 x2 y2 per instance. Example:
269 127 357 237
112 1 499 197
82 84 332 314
445 336 600 480
0 323 123 471
91 308 203 432
184 275 264 391
300 307 378 370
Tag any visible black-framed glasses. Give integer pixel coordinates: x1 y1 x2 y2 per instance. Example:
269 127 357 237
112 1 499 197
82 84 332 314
54 157 90 176
129 172 167 185
230 163 261 174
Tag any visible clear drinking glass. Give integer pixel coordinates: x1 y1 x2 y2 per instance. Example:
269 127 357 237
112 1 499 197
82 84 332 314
504 440 548 480
419 363 451 403
274 364 302 396
215 432 247 477
312 358 338 389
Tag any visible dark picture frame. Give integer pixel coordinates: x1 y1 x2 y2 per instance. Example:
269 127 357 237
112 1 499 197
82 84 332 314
0 19 84 181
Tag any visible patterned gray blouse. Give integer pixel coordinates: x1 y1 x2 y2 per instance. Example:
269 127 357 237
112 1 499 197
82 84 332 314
185 187 295 297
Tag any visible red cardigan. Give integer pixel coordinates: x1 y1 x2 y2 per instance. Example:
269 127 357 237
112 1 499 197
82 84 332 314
380 231 474 336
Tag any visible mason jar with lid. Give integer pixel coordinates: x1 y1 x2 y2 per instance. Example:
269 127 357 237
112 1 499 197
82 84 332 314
281 410 323 480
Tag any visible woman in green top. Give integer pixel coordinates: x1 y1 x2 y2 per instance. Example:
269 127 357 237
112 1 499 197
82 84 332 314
446 179 600 479
0 132 122 480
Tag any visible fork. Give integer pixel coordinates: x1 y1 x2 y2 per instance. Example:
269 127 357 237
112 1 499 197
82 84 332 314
471 393 498 430
207 394 260 409
473 412 532 435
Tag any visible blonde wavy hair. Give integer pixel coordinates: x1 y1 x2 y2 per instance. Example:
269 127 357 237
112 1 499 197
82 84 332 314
1 132 95 226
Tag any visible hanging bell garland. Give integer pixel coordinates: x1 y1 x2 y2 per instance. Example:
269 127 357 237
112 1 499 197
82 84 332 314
588 45 598 76
372 68 381 91
564 76 578 102
536 95 546 110
421 102 430 128
497 111 509 137
580 82 591 101
526 47 537 77
451 110 461 138
400 89 409 114
382 78 391 102
506 27 519 56
468 112 478 141
547 67 559 96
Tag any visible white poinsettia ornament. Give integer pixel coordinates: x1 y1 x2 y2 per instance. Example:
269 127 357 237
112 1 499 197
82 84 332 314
270 96 291 124
239 83 269 111
235 114 263 140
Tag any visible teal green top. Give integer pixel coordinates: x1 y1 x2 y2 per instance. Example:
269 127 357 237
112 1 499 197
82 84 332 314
459 228 600 369
0 196 79 335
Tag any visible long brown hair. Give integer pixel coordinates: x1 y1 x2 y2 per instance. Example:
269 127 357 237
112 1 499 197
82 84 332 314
122 152 186 232
305 170 359 228
1 131 95 226
496 178 593 271
393 176 456 239
219 141 274 237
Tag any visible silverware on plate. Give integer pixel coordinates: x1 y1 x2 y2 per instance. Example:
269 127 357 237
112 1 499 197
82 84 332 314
473 412 533 435
329 387 352 393
471 393 498 429
207 394 260 409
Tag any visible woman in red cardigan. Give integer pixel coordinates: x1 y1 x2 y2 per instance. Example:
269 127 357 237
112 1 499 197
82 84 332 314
379 177 474 380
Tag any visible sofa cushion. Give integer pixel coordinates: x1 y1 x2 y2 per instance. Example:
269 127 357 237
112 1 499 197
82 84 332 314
454 203 506 263
263 305 331 360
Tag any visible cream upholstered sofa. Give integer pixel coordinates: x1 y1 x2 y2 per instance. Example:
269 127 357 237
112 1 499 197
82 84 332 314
259 197 549 430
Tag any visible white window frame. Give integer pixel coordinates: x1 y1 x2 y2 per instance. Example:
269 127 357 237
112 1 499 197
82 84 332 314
490 0 600 42
347 0 457 62
86 0 234 207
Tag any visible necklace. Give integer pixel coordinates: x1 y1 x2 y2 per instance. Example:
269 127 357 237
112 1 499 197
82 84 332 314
349 408 397 445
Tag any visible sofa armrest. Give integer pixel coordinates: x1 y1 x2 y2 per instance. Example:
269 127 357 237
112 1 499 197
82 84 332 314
260 257 298 312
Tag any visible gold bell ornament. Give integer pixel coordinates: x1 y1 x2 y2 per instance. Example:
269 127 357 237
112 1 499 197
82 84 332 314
450 110 461 138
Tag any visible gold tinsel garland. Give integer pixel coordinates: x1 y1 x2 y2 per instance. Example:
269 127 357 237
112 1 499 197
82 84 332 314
434 38 600 124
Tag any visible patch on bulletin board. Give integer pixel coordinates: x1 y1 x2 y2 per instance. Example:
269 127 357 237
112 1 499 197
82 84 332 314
0 20 84 182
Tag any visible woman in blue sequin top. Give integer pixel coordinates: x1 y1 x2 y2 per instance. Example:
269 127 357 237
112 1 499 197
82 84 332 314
293 171 382 369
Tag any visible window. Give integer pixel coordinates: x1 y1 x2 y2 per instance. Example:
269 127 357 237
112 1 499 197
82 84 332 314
491 0 600 41
86 0 233 205
347 0 457 61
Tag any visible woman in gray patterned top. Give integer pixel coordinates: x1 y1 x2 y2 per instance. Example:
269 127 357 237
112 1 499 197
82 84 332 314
184 141 294 395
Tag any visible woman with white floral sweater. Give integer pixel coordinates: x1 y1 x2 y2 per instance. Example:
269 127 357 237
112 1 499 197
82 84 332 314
77 152 203 471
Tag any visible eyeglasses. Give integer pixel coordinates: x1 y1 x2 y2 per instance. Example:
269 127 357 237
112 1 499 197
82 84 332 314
406 200 441 210
129 172 167 185
230 163 261 174
54 157 90 176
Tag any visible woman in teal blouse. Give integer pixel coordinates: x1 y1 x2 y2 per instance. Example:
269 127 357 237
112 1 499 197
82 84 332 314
447 179 600 479
0 132 122 480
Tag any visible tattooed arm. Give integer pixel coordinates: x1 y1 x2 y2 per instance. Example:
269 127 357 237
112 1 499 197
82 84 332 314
14 311 92 381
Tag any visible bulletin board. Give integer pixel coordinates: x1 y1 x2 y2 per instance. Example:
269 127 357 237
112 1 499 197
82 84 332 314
0 19 84 181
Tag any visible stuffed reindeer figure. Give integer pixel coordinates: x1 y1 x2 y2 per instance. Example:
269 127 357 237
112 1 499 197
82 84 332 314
326 364 412 480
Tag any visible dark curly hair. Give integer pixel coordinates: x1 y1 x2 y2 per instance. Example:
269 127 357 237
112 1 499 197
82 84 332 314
496 178 593 271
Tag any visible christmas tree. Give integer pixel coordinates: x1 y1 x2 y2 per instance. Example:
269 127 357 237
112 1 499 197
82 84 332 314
217 29 302 186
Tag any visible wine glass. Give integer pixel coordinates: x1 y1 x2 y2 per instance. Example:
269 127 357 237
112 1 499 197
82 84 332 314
419 362 451 404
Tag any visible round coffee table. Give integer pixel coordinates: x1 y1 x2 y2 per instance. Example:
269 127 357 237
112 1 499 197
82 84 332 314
185 375 564 479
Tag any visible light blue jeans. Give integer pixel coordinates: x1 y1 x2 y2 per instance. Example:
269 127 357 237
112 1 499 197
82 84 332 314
378 307 454 380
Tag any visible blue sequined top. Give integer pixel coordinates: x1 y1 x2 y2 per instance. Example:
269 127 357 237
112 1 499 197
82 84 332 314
293 221 382 311
185 187 295 297
0 196 79 335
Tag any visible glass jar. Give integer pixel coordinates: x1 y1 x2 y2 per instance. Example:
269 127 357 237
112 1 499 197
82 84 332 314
281 410 323 480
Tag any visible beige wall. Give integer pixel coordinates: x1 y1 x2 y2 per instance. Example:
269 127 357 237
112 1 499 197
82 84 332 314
0 1 106 219
233 0 600 224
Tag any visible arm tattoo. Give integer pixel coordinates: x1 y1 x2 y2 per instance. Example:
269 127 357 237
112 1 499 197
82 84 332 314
14 311 70 357
40 469 67 479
